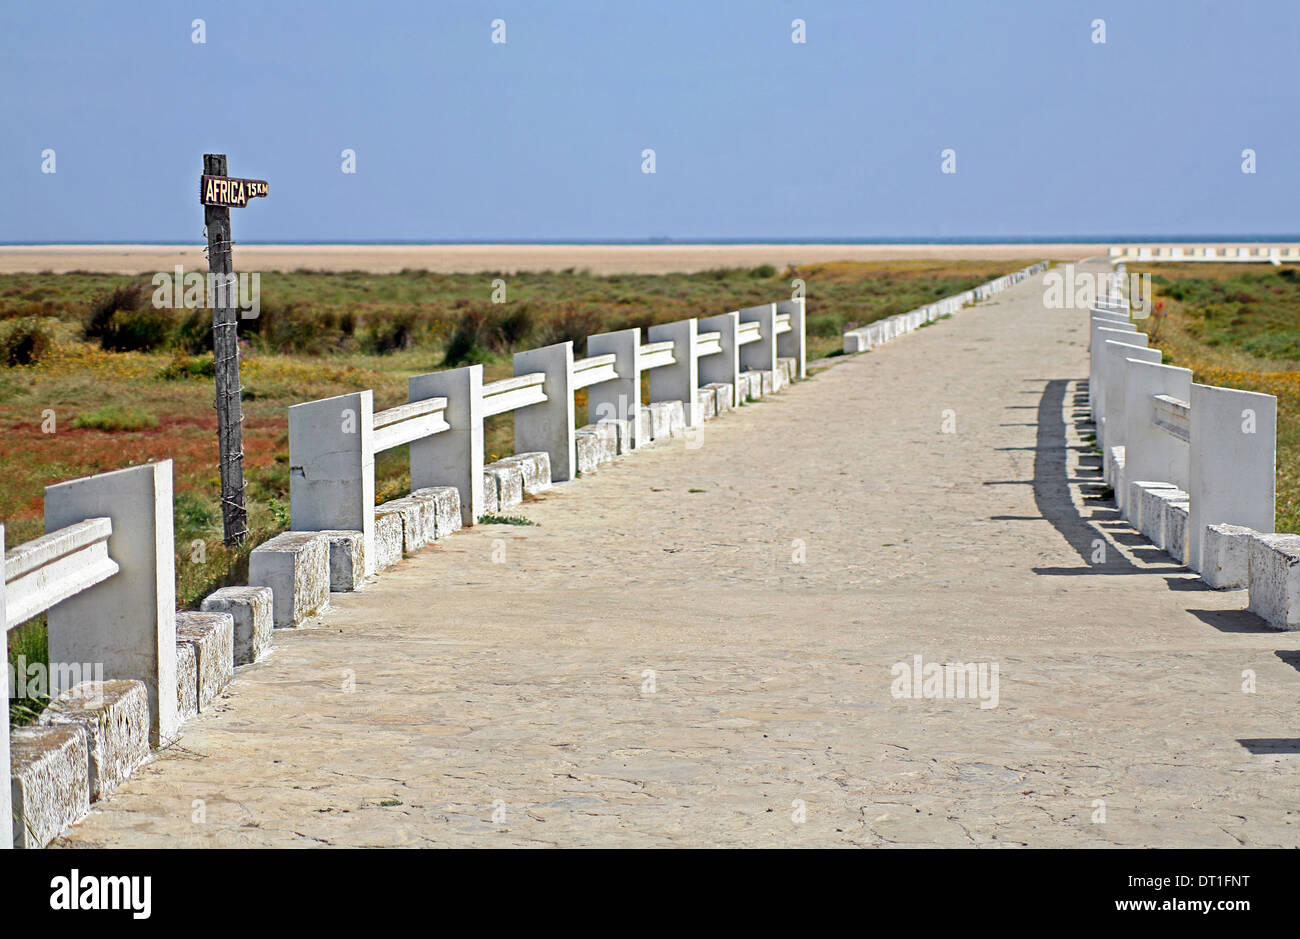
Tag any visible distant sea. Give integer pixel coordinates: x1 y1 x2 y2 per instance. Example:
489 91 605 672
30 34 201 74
3 236 1298 246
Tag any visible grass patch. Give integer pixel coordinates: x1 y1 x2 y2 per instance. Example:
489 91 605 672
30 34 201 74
477 513 535 526
70 404 158 431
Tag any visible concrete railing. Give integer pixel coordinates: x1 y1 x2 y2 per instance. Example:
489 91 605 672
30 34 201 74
1087 304 1294 629
289 298 807 547
841 262 1049 354
1109 244 1300 263
2 462 179 848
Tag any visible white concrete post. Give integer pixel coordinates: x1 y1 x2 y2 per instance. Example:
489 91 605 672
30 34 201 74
738 303 778 377
1099 339 1158 460
1091 324 1143 430
587 328 644 448
1121 359 1192 512
411 365 484 525
0 524 11 849
648 318 702 426
1188 383 1277 572
44 462 178 745
698 311 740 410
289 390 376 574
513 341 576 482
775 298 806 379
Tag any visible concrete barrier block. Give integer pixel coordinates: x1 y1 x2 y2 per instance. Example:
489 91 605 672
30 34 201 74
574 428 602 473
498 453 552 496
648 400 685 439
696 387 717 420
577 423 618 463
314 531 365 593
635 406 652 444
9 724 90 849
249 531 330 627
1164 500 1190 564
39 680 149 801
175 612 234 711
1247 533 1300 630
771 367 787 393
596 417 631 454
378 497 428 552
485 461 524 509
1127 480 1175 534
778 357 797 383
411 486 463 537
1201 524 1254 589
740 370 764 400
704 382 733 414
200 586 274 665
480 471 500 515
1139 486 1187 549
176 642 198 721
373 510 404 569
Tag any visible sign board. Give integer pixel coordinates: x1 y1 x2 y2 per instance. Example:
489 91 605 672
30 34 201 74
200 175 269 208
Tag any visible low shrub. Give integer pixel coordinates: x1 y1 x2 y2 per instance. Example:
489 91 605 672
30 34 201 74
0 316 55 365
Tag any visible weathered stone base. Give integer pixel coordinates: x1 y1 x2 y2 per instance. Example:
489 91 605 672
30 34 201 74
314 531 364 592
485 461 524 509
411 486 463 537
9 724 89 849
249 531 330 627
577 422 618 463
1128 480 1179 544
39 680 149 801
596 417 632 454
376 497 426 553
778 356 798 383
574 428 602 473
704 382 734 414
481 471 501 514
176 642 198 721
1201 523 1253 590
696 388 717 420
373 510 404 570
175 611 235 712
202 585 274 663
1163 500 1190 564
1247 533 1300 630
648 401 685 439
498 453 552 495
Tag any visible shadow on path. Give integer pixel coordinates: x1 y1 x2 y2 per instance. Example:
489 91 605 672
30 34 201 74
1024 378 1142 575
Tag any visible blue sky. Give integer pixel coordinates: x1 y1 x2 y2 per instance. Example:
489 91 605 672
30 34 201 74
2 0 1297 242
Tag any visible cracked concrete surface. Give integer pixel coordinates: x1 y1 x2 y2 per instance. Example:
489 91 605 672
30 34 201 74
59 261 1300 848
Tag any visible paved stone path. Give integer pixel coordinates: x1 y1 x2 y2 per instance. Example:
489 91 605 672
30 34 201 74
62 262 1300 847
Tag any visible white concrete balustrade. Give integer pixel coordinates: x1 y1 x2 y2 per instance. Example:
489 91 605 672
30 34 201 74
2 462 179 848
1109 244 1300 263
1087 303 1291 628
289 299 806 544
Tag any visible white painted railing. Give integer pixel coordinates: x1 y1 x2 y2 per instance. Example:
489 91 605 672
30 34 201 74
1089 307 1278 574
289 298 807 538
1109 244 1300 263
1 461 177 850
842 261 1049 353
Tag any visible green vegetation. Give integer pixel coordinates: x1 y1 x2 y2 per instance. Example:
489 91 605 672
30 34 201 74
70 404 159 431
477 513 536 526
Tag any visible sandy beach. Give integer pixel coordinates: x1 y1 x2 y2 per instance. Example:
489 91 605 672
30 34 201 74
0 242 1106 275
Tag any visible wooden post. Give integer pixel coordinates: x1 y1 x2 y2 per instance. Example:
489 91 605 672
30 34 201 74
203 153 248 546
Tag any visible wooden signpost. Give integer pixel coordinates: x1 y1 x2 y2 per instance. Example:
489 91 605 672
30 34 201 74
201 154 269 546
